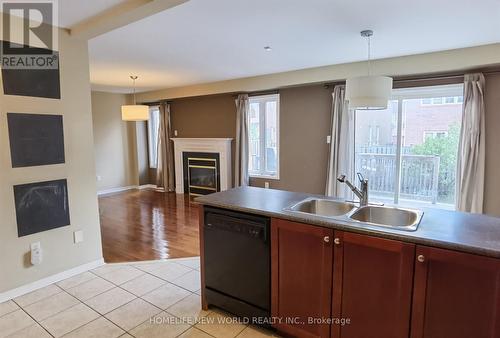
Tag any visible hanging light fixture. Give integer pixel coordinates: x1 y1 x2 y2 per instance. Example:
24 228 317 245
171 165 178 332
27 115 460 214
121 75 149 121
345 30 393 110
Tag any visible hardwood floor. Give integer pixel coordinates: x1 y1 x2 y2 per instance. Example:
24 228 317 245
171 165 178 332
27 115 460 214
98 189 200 263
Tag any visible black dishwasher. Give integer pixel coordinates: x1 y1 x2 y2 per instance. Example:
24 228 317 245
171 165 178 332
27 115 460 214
204 207 270 320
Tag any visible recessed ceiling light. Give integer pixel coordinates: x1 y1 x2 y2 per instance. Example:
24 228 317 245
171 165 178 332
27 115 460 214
264 46 272 51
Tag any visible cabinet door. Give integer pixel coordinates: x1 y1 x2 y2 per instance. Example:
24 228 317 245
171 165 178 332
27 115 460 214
271 218 333 338
332 231 415 338
411 245 500 338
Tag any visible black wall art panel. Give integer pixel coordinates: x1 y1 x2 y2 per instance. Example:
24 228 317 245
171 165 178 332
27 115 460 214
7 113 65 167
14 179 70 237
1 41 61 99
1 66 61 99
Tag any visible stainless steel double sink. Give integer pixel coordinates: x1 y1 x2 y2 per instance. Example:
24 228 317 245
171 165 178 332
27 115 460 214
284 198 423 231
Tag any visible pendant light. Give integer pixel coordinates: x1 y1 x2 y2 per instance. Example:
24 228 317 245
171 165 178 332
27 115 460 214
121 75 149 121
345 30 393 110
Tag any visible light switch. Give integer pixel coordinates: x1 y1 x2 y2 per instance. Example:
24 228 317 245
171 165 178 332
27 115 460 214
174 130 178 136
264 182 270 189
74 230 84 243
30 242 42 265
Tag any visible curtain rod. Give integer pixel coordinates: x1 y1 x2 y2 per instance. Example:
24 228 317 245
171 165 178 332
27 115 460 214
141 100 172 106
231 89 280 98
139 69 500 102
481 69 500 76
323 74 464 89
396 74 464 82
142 88 280 104
323 69 500 89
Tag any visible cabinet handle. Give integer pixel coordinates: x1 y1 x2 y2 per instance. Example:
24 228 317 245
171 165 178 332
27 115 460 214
323 236 330 243
417 255 425 263
334 238 341 245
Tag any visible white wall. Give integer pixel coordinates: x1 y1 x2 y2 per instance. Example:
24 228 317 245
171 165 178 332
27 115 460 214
91 91 139 191
0 25 103 293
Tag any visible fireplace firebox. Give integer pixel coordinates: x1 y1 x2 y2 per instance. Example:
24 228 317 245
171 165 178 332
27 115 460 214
183 152 220 196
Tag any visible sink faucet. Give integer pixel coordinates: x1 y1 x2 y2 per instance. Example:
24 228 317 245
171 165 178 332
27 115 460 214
337 173 369 206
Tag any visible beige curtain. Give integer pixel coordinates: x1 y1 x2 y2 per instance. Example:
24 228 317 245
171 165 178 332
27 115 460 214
325 85 355 198
456 73 486 213
156 102 175 192
235 94 249 186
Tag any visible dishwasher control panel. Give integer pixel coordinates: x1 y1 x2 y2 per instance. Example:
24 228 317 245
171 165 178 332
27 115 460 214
205 211 267 240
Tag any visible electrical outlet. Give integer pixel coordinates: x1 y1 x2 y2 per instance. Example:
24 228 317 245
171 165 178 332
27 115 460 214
30 242 42 265
74 230 84 243
264 182 270 189
326 135 331 144
174 130 178 136
96 175 102 181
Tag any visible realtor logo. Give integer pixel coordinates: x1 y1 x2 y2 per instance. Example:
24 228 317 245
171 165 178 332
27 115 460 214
1 0 58 69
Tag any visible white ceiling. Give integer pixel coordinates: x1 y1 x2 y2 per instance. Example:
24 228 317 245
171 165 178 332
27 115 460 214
2 0 126 28
86 0 500 93
59 0 126 28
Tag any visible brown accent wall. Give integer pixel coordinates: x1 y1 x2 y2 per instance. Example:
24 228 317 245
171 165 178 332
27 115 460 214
167 85 332 194
169 94 237 186
250 85 332 194
170 94 236 138
484 73 500 217
153 76 500 216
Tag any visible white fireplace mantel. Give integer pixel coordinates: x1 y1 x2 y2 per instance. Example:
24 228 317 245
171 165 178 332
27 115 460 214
171 138 233 194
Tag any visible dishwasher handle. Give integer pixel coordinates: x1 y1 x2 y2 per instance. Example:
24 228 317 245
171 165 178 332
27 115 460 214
205 212 269 242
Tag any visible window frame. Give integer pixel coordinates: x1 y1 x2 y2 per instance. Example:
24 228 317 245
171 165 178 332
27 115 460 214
355 83 464 209
248 94 280 180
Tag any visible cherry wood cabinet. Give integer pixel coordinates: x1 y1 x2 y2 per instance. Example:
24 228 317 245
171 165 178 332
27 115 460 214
270 217 500 338
331 231 415 338
271 218 334 338
411 245 500 338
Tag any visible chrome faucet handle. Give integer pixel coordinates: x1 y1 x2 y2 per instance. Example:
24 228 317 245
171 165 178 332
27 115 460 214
357 172 366 183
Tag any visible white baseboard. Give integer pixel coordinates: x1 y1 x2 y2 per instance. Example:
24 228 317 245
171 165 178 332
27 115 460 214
138 184 156 190
139 184 166 192
97 185 138 196
97 185 167 196
110 256 200 266
0 258 105 303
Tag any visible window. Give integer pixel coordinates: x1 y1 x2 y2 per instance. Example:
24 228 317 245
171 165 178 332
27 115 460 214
248 94 280 178
423 131 448 142
148 106 160 168
355 84 463 210
368 125 381 145
432 97 443 105
421 96 462 105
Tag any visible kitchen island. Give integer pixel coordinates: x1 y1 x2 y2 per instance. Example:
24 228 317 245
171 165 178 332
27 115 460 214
196 186 500 338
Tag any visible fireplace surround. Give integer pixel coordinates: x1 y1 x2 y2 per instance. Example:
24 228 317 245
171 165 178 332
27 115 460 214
172 138 233 195
183 152 220 196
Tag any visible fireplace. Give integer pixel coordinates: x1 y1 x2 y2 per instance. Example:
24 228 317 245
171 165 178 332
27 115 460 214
172 138 233 194
183 152 220 196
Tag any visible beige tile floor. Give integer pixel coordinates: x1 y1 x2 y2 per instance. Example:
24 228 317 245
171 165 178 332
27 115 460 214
0 257 279 338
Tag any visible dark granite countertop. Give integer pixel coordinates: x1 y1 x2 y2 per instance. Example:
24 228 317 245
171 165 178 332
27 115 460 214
196 186 500 259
